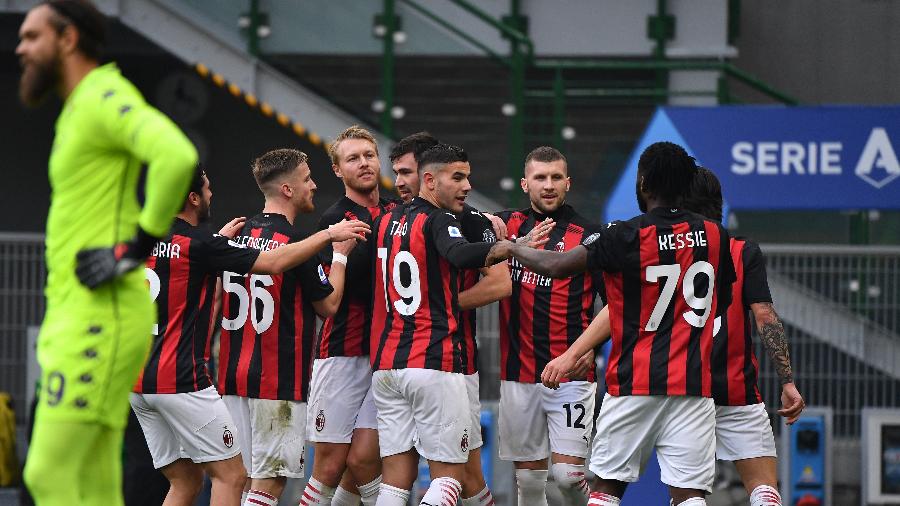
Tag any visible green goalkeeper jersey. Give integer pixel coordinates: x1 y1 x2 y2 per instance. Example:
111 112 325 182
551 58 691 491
45 63 196 307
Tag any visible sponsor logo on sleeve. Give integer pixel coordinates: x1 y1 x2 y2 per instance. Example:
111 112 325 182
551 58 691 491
317 264 328 285
448 226 462 238
582 233 601 246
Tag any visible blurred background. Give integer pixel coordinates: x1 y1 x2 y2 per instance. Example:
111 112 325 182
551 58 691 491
1 1 899 505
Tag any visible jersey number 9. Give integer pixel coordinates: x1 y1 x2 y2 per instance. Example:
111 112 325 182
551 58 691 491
377 248 422 316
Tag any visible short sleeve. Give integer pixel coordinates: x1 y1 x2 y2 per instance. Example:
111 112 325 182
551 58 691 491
583 223 621 273
296 259 334 302
316 207 344 268
198 234 260 274
715 226 737 315
741 242 773 307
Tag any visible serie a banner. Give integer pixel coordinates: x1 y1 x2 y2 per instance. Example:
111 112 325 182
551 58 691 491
605 106 900 221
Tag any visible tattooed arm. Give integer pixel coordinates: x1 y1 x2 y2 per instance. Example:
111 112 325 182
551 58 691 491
752 302 805 423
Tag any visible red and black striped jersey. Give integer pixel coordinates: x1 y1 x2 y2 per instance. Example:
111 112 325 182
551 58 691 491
711 238 772 406
371 197 493 373
316 196 399 358
458 204 498 374
497 205 603 384
137 219 259 394
585 207 736 397
218 213 333 401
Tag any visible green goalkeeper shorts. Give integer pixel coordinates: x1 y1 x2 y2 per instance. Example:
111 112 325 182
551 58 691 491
34 274 154 430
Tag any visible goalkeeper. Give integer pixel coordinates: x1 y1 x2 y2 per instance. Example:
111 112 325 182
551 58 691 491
17 1 197 504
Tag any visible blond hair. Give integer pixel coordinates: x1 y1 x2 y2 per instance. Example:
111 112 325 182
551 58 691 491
329 125 378 165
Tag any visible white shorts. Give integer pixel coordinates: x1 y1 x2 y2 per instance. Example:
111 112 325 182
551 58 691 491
130 386 240 469
498 380 596 462
372 369 471 464
590 394 716 493
466 373 484 451
307 356 378 443
715 403 777 461
222 395 306 479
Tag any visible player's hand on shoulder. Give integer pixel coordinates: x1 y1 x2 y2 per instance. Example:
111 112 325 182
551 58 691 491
218 217 246 239
76 227 158 289
327 219 370 242
778 382 805 425
517 219 555 249
483 213 507 240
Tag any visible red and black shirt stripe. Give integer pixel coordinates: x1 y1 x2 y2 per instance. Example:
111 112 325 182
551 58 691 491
457 203 498 375
711 238 771 406
586 207 736 397
497 205 603 383
218 213 333 401
371 198 493 373
137 219 259 394
316 196 398 358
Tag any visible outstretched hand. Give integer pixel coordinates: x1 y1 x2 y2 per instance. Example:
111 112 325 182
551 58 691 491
517 219 555 249
328 219 371 242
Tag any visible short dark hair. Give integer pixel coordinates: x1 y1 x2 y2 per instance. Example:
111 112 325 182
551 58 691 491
683 167 724 222
525 146 567 166
390 132 439 164
44 0 107 60
188 164 206 196
637 141 697 205
252 148 308 193
418 143 468 173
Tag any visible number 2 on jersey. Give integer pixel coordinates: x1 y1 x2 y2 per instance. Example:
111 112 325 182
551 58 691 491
221 271 275 333
377 248 422 316
645 261 715 331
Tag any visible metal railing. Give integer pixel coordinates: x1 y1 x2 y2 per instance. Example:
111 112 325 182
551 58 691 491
0 233 45 427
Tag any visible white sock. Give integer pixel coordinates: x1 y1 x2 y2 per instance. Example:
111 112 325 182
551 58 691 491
674 499 706 506
461 485 494 506
375 484 409 506
358 476 382 506
299 478 335 506
420 477 461 506
550 463 590 505
332 486 361 506
750 485 782 506
587 492 620 506
515 469 548 506
245 489 278 506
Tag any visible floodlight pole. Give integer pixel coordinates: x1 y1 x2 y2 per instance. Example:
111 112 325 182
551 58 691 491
380 0 398 139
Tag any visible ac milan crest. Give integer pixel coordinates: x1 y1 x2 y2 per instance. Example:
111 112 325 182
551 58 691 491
315 410 326 432
460 429 469 452
554 240 566 252
223 429 234 448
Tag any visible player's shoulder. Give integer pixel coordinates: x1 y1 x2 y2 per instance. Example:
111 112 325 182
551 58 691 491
318 197 356 226
733 235 764 260
84 64 145 107
562 205 602 233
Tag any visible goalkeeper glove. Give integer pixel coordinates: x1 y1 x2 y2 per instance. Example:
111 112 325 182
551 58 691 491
75 227 160 289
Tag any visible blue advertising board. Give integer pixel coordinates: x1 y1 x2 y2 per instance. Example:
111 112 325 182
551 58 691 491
605 106 900 221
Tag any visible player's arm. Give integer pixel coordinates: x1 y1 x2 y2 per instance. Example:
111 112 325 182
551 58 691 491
251 220 369 274
541 305 611 389
75 97 199 288
752 302 804 424
742 241 804 423
310 239 356 318
458 263 511 310
487 241 588 278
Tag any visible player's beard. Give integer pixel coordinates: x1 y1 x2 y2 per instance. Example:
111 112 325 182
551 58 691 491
19 54 61 107
346 175 378 194
197 199 211 223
